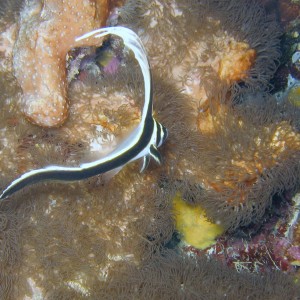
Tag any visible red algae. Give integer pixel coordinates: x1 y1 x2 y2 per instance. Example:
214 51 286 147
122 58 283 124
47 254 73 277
185 193 300 274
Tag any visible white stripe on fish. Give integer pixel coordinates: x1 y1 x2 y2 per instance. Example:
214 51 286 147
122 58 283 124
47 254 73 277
0 27 168 200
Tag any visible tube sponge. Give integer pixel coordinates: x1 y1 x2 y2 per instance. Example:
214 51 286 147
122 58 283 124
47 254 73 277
12 0 109 127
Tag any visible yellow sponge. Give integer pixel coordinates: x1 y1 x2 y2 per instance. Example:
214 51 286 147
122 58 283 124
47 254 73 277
172 193 224 250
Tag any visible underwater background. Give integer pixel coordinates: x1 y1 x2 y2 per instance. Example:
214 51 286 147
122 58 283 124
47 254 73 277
0 0 300 299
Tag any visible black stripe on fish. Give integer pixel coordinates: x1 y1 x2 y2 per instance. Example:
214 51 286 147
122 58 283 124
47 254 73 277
0 27 168 200
0 115 157 199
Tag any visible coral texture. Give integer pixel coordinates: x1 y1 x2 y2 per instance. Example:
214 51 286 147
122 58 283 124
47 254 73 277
13 0 109 127
0 0 300 299
119 0 300 231
154 76 300 230
92 249 300 299
119 0 281 100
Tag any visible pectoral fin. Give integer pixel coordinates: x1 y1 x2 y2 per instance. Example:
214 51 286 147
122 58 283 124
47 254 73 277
102 166 123 182
149 145 162 165
140 155 150 173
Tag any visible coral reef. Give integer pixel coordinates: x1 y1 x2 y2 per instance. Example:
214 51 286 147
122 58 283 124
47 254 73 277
0 207 21 300
92 249 300 299
12 171 173 299
218 41 256 84
116 0 299 232
0 0 300 299
119 0 281 102
185 193 300 273
152 74 300 231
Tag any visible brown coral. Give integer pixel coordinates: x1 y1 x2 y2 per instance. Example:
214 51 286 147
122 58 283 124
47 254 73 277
0 0 299 299
153 73 300 230
92 250 300 299
218 40 256 84
117 0 290 231
120 0 281 103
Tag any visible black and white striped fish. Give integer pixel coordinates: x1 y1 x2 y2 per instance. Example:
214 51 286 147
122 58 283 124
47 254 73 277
0 27 168 200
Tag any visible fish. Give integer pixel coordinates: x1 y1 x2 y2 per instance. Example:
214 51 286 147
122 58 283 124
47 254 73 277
0 27 168 200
